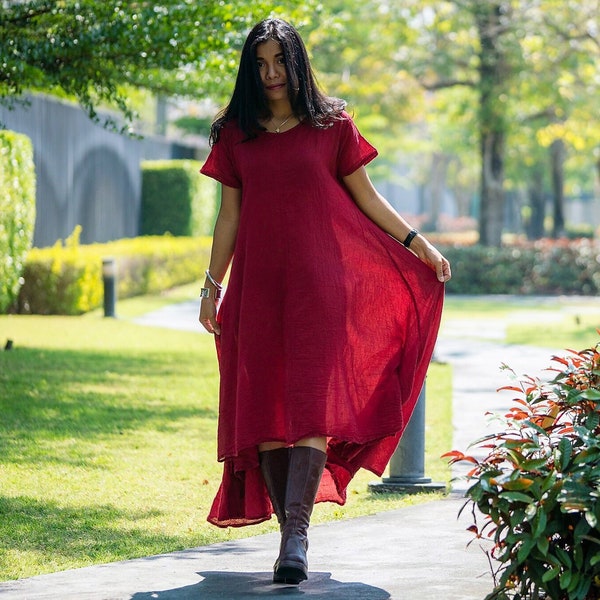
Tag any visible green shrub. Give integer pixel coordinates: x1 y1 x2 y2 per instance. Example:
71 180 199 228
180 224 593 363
0 131 36 313
446 340 600 600
18 228 212 315
440 240 600 296
18 227 102 315
140 160 217 237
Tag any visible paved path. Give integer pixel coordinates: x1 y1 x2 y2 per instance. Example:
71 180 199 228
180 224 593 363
1 298 577 599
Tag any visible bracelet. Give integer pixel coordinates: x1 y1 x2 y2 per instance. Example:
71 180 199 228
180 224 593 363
205 269 223 291
200 287 222 300
202 270 223 300
403 228 419 248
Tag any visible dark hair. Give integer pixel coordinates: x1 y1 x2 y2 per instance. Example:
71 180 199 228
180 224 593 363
209 18 346 144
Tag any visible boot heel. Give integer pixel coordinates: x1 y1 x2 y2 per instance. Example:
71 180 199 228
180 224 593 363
273 563 307 584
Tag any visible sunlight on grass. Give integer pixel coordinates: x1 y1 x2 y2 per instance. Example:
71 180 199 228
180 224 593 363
443 295 600 349
506 313 599 350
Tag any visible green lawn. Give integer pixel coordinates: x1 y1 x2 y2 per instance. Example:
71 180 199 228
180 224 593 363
0 289 452 581
443 295 600 350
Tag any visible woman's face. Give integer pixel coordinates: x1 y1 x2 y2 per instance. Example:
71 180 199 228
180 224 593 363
256 39 288 103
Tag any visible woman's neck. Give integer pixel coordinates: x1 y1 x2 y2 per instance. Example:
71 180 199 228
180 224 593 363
268 99 293 120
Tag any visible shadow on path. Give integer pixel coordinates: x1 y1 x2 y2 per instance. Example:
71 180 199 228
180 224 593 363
131 571 390 599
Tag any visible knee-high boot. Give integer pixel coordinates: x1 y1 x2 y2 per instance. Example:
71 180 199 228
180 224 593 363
274 446 327 585
259 447 290 531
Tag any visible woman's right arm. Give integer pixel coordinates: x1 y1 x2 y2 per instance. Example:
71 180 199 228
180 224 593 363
199 184 242 334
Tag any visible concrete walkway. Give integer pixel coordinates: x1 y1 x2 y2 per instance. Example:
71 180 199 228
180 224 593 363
1 298 577 599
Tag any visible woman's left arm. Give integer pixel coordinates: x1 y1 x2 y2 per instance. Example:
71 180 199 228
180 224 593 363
343 166 451 283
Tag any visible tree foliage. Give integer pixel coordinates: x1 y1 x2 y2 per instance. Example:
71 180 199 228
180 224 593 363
407 1 599 244
1 1 598 245
308 0 600 246
0 0 316 132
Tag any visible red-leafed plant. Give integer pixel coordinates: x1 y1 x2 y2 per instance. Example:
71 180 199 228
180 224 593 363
445 340 600 600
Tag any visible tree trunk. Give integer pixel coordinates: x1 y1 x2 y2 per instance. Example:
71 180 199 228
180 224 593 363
475 2 509 247
480 131 505 246
422 152 449 231
527 165 546 240
550 138 566 238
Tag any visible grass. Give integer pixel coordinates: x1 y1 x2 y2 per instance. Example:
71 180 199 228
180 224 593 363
443 295 600 350
0 288 453 581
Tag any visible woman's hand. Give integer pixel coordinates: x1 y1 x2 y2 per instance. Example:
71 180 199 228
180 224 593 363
199 296 221 335
410 236 452 283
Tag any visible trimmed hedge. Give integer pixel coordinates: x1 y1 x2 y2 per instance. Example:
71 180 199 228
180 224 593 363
140 159 217 237
18 227 212 315
0 131 36 313
441 238 600 295
16 231 599 315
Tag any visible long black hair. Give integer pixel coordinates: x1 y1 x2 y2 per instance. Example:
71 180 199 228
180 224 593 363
209 18 346 144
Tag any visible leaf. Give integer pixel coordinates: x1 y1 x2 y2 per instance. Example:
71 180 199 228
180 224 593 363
585 511 598 528
499 385 526 393
502 478 535 491
559 569 572 590
441 450 479 464
579 389 600 401
533 510 548 538
517 537 536 562
555 546 573 568
542 565 561 582
558 437 573 471
536 535 550 556
500 490 534 503
521 458 550 471
522 419 549 436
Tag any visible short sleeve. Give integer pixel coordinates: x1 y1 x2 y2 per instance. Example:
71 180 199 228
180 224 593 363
336 113 378 179
200 124 242 189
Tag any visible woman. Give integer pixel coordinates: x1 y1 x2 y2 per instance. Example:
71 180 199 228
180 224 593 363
199 17 451 585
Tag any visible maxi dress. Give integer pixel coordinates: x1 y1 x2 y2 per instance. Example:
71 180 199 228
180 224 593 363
200 112 445 528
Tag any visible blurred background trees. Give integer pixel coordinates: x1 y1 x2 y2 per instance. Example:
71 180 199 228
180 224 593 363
1 0 598 247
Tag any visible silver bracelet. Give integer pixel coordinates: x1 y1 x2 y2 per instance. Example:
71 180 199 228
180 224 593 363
205 269 223 290
200 286 222 300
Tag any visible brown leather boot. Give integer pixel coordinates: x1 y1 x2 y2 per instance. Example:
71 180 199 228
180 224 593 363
259 447 290 531
273 446 327 584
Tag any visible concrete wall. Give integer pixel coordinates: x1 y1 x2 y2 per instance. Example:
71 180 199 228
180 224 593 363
0 94 199 247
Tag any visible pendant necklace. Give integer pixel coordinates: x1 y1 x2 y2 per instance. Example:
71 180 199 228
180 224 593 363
272 113 293 133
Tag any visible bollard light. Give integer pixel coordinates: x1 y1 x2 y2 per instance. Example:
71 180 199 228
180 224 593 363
102 257 117 318
369 382 446 494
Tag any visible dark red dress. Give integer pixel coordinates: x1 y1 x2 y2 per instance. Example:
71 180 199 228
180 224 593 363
200 113 444 527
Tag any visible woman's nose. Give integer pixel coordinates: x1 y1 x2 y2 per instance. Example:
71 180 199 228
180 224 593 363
266 63 279 79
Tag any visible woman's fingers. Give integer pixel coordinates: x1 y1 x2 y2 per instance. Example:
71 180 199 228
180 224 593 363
437 257 452 283
199 303 221 335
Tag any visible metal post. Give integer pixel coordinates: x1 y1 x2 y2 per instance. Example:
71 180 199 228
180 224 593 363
369 383 446 494
102 257 117 318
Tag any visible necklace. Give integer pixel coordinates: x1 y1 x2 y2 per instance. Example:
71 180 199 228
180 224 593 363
271 113 294 133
